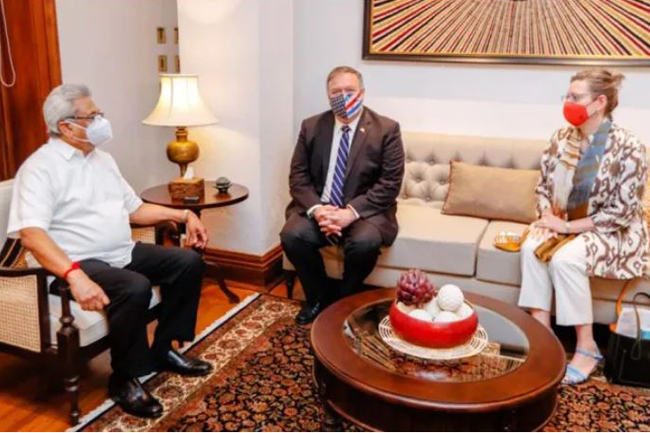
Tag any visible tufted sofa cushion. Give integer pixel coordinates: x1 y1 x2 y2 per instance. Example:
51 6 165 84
399 132 547 206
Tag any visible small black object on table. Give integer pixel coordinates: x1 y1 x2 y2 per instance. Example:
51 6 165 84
140 180 249 303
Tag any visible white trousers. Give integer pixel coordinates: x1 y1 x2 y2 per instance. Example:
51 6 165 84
518 235 592 326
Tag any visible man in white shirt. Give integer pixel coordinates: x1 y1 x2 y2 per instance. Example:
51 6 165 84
281 66 404 324
7 84 211 419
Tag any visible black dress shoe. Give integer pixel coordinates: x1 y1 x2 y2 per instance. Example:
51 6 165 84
157 348 213 377
108 375 163 419
295 301 323 325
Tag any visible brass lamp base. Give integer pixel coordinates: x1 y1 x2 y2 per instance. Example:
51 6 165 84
167 126 199 177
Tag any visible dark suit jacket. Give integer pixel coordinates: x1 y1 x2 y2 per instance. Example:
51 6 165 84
285 107 405 245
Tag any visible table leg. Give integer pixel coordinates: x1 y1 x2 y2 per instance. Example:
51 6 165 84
185 210 241 304
206 260 240 304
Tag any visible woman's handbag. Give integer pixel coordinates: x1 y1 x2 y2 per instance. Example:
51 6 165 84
534 233 577 263
605 283 650 387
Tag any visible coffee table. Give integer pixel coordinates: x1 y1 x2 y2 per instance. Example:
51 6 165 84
311 288 566 431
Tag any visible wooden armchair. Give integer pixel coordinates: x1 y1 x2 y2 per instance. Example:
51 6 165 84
0 179 180 425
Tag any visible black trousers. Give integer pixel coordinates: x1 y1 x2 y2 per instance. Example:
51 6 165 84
53 243 204 378
280 213 382 307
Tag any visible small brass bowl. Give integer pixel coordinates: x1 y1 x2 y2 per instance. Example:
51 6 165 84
215 177 232 194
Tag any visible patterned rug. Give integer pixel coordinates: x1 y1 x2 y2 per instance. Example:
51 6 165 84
76 296 650 432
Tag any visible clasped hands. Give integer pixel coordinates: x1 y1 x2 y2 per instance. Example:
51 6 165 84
530 212 568 241
313 205 358 237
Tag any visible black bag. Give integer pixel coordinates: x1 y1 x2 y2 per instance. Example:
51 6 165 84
605 292 650 387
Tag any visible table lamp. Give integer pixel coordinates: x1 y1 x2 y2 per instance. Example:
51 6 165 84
143 74 218 177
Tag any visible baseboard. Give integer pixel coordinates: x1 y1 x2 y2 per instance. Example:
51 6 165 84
204 244 284 290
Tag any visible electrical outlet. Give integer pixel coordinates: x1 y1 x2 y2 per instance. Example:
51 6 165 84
156 27 166 44
158 55 168 72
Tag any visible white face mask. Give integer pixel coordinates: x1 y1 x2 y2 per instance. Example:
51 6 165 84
66 116 113 147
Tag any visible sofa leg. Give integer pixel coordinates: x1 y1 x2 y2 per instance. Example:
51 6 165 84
285 270 297 300
57 285 81 426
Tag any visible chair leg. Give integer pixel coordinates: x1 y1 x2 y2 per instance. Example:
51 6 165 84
285 270 297 300
57 286 81 426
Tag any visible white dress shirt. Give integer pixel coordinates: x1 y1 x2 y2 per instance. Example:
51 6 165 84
307 109 363 217
7 138 143 268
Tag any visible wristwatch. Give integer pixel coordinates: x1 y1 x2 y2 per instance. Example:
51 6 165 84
564 221 571 234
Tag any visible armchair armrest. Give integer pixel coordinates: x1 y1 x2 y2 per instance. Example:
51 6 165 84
0 265 49 278
130 221 180 247
0 266 52 353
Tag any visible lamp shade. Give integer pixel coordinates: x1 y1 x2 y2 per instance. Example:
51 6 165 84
143 74 218 127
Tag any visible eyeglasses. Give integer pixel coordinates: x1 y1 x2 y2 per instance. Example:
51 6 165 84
66 111 105 121
560 93 590 103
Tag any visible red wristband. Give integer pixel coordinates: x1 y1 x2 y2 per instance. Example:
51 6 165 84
63 262 80 280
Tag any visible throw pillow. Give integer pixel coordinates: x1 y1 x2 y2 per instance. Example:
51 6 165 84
442 161 540 224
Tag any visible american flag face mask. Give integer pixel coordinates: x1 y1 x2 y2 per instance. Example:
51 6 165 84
328 90 363 120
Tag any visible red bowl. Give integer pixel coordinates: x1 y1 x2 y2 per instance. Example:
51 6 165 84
388 301 478 348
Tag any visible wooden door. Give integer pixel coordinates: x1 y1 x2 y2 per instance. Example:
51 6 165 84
0 0 61 181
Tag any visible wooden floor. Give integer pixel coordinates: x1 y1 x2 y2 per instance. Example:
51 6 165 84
0 278 303 432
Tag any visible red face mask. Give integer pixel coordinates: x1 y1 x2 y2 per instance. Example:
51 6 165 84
563 102 591 127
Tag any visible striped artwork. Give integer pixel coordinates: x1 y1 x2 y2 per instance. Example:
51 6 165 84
363 0 650 65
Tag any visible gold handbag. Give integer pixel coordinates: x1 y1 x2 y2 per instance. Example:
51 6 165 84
533 234 577 262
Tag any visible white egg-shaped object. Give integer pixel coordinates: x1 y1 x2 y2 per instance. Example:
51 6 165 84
423 298 441 318
408 308 432 322
437 284 464 311
454 302 474 320
433 310 460 323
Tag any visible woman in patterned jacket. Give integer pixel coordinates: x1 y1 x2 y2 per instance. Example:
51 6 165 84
518 69 648 384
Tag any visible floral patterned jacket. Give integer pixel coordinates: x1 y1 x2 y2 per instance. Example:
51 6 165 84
535 124 649 279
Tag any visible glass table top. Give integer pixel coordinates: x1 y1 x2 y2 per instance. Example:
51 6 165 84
344 299 529 383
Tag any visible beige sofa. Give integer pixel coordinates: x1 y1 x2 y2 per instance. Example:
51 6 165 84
284 131 650 325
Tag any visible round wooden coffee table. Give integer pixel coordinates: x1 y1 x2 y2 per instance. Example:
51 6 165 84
311 288 565 431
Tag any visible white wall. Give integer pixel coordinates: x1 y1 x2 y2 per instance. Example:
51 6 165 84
177 0 294 255
56 0 179 193
58 0 650 259
294 0 650 145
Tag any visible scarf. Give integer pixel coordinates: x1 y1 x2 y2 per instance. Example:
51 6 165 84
551 120 612 220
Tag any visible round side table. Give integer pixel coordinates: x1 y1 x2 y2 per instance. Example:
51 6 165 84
140 181 249 304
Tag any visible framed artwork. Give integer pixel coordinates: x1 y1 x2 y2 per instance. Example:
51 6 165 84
363 0 650 66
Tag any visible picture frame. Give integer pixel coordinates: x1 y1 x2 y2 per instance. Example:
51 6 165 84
363 0 650 66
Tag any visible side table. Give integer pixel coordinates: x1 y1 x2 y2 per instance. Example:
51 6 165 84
140 181 249 304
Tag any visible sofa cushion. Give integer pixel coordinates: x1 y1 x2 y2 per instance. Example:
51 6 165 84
400 132 547 206
374 204 488 277
476 221 529 286
443 162 539 224
48 286 162 347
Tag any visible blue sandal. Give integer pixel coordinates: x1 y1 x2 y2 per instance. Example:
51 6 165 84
562 348 604 385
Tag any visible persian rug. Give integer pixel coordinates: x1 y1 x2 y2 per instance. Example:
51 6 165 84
75 295 650 432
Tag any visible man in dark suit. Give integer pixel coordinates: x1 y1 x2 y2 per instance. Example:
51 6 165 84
281 66 405 324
